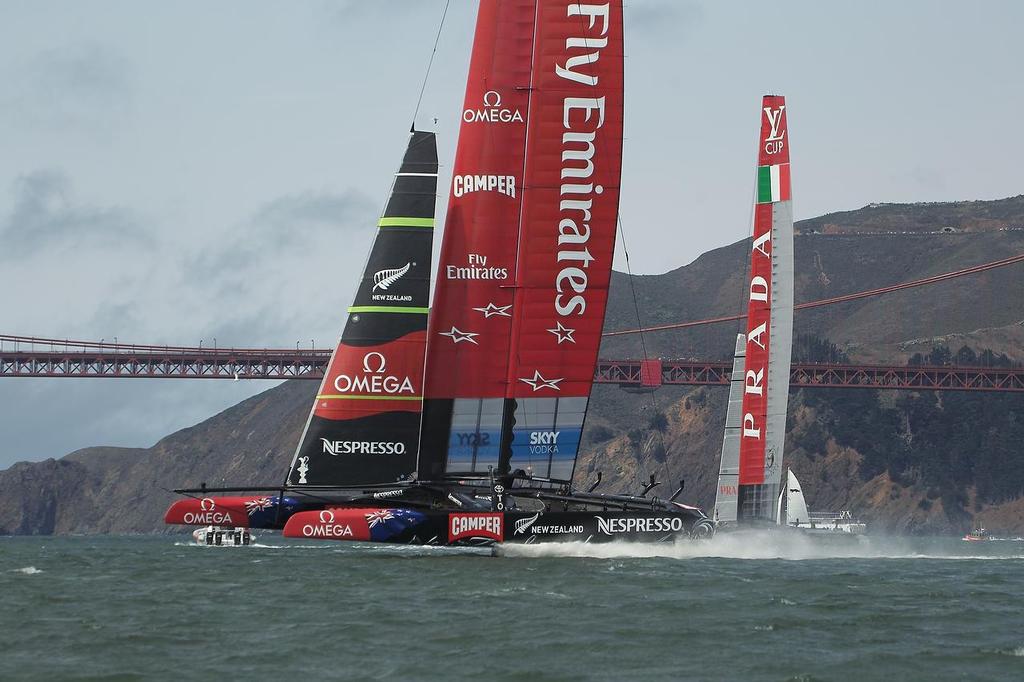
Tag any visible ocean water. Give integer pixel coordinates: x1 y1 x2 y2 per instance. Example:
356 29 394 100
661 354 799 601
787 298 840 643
2 534 1023 681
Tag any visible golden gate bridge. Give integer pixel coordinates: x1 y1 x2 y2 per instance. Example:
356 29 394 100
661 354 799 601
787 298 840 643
2 253 1023 392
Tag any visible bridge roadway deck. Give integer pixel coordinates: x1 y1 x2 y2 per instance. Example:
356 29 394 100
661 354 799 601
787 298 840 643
0 349 1020 392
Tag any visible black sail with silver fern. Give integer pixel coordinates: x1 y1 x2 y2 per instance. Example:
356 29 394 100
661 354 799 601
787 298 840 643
285 130 437 487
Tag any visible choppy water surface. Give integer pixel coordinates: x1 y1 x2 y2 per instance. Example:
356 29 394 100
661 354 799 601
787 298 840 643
3 533 1024 681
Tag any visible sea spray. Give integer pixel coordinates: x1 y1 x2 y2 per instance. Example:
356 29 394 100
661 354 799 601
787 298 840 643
495 530 1017 561
11 566 43 574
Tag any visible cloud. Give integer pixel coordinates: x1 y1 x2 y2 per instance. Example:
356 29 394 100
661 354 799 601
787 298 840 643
186 187 375 278
316 0 430 24
178 188 378 346
0 181 381 466
627 0 705 36
908 166 949 195
0 169 150 260
0 183 382 466
249 190 376 247
6 43 135 134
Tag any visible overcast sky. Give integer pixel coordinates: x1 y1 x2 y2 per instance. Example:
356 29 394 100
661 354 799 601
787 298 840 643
1 1 1022 469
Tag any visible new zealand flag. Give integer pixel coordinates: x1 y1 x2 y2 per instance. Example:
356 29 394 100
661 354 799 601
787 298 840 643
243 496 301 529
363 508 426 542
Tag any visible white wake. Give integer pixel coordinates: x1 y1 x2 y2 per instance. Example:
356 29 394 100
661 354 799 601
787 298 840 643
496 531 1024 561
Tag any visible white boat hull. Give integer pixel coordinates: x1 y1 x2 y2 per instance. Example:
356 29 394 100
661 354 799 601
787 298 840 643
192 526 253 546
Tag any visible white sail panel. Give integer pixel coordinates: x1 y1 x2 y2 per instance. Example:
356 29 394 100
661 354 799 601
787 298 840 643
784 470 809 525
763 199 794 501
714 334 746 525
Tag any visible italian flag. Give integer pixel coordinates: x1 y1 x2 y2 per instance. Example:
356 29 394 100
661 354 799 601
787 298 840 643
757 163 791 204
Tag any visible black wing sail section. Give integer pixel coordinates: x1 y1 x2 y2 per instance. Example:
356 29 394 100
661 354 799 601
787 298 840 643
285 130 438 487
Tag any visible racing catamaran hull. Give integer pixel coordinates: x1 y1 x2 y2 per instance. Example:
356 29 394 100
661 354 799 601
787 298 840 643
282 507 711 546
166 487 713 545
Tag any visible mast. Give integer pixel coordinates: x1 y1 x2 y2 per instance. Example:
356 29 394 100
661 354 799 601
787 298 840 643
737 95 794 522
285 130 438 487
419 0 625 487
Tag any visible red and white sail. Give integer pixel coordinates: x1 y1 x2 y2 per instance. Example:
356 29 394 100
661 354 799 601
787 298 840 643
504 1 624 482
418 0 535 480
420 0 624 484
736 95 794 522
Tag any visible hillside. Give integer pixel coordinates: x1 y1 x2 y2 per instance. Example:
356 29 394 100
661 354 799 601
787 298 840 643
0 380 315 534
601 198 1024 363
1 196 1022 535
797 196 1024 235
579 338 1024 535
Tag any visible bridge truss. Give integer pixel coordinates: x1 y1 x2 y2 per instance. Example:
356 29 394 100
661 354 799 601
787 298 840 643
3 254 1022 392
1 345 1020 392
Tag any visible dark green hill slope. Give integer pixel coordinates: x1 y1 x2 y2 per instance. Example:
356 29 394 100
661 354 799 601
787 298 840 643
602 205 1024 364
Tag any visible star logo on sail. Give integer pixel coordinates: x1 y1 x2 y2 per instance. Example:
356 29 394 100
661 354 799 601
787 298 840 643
546 321 576 344
519 370 563 392
472 302 512 318
439 326 479 345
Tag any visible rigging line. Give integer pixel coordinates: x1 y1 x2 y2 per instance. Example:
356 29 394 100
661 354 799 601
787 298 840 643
616 213 670 486
616 216 650 363
411 0 452 127
602 251 1024 337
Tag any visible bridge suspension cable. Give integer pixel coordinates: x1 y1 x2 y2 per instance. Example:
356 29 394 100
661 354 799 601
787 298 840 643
602 251 1024 337
2 252 1022 351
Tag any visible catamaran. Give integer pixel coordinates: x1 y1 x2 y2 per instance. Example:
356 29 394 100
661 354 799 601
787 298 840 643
164 0 715 546
711 104 866 536
713 94 795 530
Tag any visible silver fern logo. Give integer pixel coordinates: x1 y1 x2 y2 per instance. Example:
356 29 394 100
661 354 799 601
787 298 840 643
372 262 411 291
514 512 541 535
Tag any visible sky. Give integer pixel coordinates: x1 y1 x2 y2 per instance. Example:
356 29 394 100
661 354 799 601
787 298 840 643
1 0 1022 469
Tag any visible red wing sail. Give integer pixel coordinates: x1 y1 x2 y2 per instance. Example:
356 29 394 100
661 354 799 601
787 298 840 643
420 1 624 485
504 0 624 481
286 131 438 487
419 0 536 480
737 95 794 521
